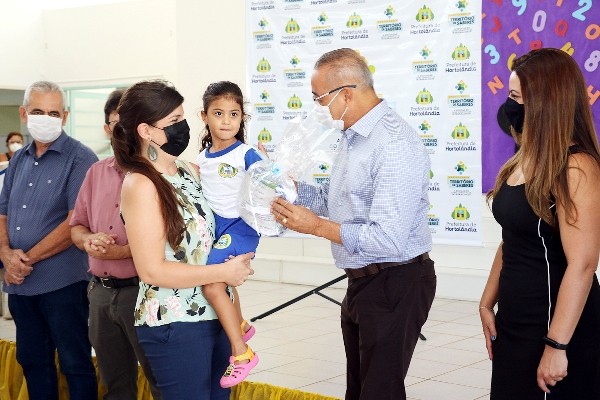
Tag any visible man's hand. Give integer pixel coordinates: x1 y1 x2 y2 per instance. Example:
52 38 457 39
85 232 116 252
1 248 33 285
83 233 129 260
271 197 321 235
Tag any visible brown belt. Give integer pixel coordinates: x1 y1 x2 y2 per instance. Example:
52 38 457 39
345 253 430 280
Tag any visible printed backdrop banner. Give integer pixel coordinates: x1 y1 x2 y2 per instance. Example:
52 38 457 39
481 1 600 192
246 0 483 245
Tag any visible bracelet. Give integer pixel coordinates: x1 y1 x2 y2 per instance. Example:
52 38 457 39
478 306 494 312
543 335 568 350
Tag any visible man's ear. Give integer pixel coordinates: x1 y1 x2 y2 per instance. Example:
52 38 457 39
19 106 28 124
343 87 354 104
61 110 69 126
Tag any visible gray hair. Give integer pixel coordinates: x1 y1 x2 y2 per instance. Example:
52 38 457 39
23 81 67 110
314 48 374 89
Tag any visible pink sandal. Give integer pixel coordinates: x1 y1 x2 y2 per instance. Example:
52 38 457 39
241 320 255 342
220 345 259 388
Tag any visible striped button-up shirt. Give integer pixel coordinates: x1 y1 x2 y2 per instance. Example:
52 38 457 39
0 132 98 295
298 100 432 269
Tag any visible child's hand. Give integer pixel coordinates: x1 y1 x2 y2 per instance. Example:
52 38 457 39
257 142 269 159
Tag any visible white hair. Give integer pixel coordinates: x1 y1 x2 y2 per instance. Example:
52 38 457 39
314 48 374 89
23 81 67 110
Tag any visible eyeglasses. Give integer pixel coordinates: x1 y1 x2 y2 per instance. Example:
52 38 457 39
313 84 357 104
106 120 118 131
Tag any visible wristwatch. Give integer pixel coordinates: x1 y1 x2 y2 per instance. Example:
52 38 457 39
543 335 568 350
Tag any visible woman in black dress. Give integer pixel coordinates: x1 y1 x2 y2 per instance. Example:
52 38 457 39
480 48 600 400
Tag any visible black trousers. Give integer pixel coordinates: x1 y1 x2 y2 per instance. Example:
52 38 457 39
341 258 436 400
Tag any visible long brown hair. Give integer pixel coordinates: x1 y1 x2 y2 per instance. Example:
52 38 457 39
112 80 186 249
488 48 600 226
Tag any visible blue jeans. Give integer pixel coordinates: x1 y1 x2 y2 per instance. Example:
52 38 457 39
136 319 231 400
8 280 97 400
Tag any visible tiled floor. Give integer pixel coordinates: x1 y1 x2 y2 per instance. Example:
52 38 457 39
0 280 492 400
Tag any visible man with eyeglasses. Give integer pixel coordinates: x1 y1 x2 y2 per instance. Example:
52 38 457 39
70 89 161 399
272 48 436 400
0 80 99 399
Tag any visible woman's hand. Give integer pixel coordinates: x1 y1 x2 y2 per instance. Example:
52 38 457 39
222 252 254 287
479 307 497 360
537 347 568 393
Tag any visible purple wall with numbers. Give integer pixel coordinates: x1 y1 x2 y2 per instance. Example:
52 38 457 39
481 0 599 192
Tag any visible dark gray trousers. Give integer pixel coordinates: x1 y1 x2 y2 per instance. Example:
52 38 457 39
88 279 161 399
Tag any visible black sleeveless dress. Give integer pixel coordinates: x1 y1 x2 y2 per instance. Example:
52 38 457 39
491 176 600 399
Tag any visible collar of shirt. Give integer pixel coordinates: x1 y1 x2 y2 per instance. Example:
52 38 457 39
105 155 124 174
344 99 389 139
25 131 67 156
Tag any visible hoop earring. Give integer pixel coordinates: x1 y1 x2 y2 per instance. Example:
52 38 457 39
147 144 158 161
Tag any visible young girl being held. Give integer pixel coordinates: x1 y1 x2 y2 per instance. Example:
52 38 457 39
198 81 263 388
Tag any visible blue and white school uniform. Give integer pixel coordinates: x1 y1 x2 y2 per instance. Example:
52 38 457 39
197 141 262 264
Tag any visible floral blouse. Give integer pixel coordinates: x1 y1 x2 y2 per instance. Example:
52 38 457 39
134 160 221 327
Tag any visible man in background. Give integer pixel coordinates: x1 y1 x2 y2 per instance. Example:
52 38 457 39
0 80 98 400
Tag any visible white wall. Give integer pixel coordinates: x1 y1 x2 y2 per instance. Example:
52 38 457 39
173 0 247 162
0 3 45 88
43 1 177 86
0 0 502 301
40 0 247 162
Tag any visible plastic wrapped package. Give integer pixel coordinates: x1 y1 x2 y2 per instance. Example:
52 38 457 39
238 103 341 236
271 103 342 182
238 159 297 236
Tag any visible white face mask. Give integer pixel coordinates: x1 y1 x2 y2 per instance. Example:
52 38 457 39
310 89 348 131
27 114 63 144
8 142 23 152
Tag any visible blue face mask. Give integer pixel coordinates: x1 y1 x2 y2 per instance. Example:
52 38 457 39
503 97 525 133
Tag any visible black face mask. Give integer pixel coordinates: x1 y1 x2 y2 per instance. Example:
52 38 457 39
503 97 525 133
152 119 190 157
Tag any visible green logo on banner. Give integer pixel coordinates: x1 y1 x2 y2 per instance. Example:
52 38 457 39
285 18 301 34
451 204 471 220
385 5 395 18
257 58 271 73
454 161 467 175
258 128 272 142
452 44 471 60
287 94 302 109
346 12 363 28
318 12 328 24
451 123 470 139
416 88 434 104
416 5 435 22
